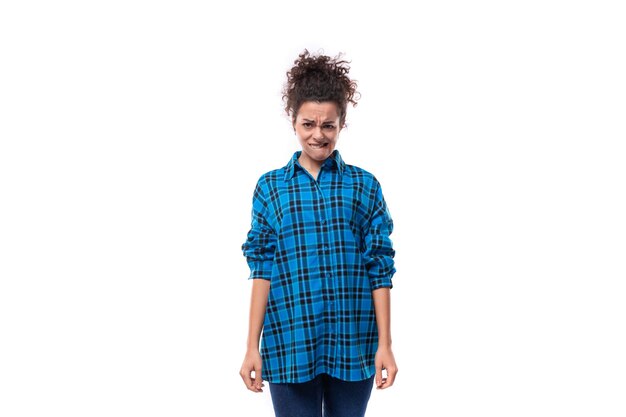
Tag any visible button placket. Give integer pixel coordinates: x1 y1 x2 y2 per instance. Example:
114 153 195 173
318 176 340 369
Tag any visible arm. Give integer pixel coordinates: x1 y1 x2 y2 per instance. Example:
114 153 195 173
240 178 275 392
363 179 397 388
362 180 396 290
373 287 398 389
239 279 270 392
241 179 277 280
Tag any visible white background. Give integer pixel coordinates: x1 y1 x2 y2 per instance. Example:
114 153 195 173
1 1 625 416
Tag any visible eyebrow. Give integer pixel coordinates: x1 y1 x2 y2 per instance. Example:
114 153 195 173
302 119 336 124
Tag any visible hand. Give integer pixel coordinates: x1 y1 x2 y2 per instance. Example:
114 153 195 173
374 346 398 389
239 349 265 392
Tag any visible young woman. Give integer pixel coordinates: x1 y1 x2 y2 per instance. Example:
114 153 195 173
240 49 397 417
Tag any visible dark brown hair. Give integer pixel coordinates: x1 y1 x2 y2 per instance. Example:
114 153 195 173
282 49 360 127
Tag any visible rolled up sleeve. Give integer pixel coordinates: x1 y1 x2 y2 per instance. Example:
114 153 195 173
362 180 396 290
241 180 276 280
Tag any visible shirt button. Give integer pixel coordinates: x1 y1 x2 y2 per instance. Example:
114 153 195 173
326 273 332 278
323 245 329 251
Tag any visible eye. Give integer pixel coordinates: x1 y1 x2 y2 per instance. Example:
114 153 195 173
302 122 313 128
323 124 336 130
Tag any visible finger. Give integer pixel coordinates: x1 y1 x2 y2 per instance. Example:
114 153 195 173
375 365 383 388
250 377 261 392
240 368 253 391
255 368 264 391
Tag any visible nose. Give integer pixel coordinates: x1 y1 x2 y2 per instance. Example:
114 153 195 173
313 127 325 140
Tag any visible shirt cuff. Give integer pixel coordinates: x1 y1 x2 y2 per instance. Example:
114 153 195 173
369 275 393 290
247 260 273 280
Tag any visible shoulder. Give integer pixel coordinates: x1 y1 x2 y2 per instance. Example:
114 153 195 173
257 167 283 183
255 153 297 187
252 166 286 195
344 163 381 189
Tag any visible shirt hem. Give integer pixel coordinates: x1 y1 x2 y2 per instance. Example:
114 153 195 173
264 367 376 384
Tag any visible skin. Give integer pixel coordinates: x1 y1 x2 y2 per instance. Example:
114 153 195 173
239 279 270 392
239 100 398 392
372 287 398 389
292 101 342 181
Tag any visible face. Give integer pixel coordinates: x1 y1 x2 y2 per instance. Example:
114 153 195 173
293 101 342 168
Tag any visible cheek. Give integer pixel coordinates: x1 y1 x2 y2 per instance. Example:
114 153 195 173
295 128 308 139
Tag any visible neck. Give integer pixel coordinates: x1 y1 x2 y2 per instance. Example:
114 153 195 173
298 153 323 177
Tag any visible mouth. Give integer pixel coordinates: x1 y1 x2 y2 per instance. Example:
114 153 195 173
309 142 329 149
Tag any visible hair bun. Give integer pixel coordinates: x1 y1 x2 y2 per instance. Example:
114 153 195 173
282 49 360 126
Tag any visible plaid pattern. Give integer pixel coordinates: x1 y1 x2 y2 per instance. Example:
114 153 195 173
242 150 395 383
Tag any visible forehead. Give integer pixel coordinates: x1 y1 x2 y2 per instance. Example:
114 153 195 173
296 101 339 121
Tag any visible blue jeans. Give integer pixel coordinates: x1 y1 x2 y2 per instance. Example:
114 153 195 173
268 373 375 417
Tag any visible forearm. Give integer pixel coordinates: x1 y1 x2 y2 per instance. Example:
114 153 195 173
372 287 392 348
246 279 270 350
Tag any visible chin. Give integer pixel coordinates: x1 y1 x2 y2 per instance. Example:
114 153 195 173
310 151 332 161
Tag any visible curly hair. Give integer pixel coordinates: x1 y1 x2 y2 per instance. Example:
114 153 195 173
282 49 360 127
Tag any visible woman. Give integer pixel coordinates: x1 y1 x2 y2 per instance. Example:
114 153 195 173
240 49 397 417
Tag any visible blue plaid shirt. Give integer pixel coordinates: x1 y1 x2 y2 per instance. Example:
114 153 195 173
242 150 395 383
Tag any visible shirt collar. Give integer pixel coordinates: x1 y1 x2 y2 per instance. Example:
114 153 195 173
284 150 346 180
